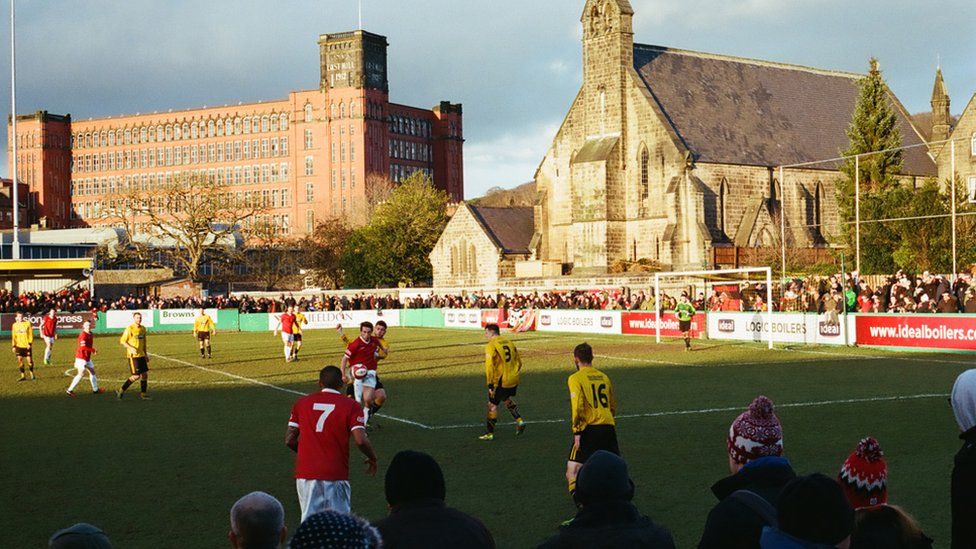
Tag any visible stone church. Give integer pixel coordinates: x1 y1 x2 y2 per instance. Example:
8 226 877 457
432 0 954 287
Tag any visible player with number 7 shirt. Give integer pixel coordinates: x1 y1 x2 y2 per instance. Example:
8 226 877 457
286 365 378 521
565 342 619 499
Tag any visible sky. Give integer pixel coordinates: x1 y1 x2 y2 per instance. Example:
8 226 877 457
1 0 974 199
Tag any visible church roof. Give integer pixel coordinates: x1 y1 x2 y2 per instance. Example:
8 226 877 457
467 204 535 255
633 45 937 176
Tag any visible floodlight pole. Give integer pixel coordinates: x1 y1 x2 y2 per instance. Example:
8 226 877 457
9 0 19 259
779 166 786 289
654 272 661 344
951 140 957 280
854 155 860 274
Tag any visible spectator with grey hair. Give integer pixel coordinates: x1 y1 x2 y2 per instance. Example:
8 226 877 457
229 491 287 549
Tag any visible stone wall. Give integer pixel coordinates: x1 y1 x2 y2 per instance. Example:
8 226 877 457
936 96 976 190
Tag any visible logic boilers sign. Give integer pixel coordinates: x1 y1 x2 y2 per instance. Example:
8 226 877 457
706 312 854 345
535 310 621 335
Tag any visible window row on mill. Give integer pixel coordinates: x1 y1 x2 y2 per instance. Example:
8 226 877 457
73 113 291 149
72 189 292 222
72 138 290 173
71 164 291 197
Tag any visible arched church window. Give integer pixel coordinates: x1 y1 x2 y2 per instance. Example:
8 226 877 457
719 179 729 234
639 146 650 199
814 181 824 230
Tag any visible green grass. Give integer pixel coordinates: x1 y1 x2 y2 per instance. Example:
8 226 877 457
0 327 968 548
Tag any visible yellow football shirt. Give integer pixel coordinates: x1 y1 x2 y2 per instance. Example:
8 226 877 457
485 336 521 389
568 367 616 433
193 315 214 334
11 320 33 348
120 324 148 357
293 313 307 335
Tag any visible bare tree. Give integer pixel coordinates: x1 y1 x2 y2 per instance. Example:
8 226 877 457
347 173 395 226
246 217 301 291
113 173 266 282
301 216 353 289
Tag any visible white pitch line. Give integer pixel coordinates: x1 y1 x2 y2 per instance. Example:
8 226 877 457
148 353 433 428
787 348 974 365
427 393 948 430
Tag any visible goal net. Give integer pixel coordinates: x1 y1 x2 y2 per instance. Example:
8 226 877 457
653 267 773 349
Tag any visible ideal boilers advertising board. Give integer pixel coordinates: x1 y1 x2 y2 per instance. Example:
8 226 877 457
856 314 976 351
268 310 400 331
621 312 706 338
535 310 621 335
443 309 483 329
106 309 155 328
158 309 219 325
707 312 855 345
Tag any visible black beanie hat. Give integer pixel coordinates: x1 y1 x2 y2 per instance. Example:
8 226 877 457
575 450 635 505
778 473 855 545
385 450 446 507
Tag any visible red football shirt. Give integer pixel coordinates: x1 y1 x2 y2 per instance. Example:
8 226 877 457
42 316 57 338
289 389 366 480
344 336 379 371
279 313 295 334
75 332 94 361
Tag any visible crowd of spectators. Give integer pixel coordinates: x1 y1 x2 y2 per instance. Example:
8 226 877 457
55 363 976 547
3 270 974 317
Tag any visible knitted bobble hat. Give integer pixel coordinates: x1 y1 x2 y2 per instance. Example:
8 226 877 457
728 395 784 464
839 437 888 508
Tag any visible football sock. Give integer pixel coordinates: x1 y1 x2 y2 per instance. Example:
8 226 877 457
45 348 53 363
505 400 522 420
206 344 211 356
68 370 84 392
294 346 300 357
121 379 133 393
486 411 498 434
284 346 291 360
140 379 148 394
369 401 383 415
362 406 370 425
568 478 577 496
89 371 99 391
200 347 205 357
18 366 24 375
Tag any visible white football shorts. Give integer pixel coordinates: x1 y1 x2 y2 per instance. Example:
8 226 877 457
73 358 94 370
42 335 55 345
281 332 294 344
295 479 351 521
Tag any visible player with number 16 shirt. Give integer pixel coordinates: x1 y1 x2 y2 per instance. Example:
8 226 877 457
565 342 619 497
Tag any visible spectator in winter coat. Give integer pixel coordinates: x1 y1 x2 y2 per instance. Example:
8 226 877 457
374 450 495 549
699 396 796 549
937 292 959 313
951 370 976 549
759 474 854 548
539 451 675 549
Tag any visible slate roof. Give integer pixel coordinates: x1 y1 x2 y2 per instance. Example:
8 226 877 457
633 45 937 176
467 204 535 255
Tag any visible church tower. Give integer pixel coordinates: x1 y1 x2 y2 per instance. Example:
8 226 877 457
931 67 951 145
580 0 634 138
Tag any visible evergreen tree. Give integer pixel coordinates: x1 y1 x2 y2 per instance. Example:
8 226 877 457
836 58 904 273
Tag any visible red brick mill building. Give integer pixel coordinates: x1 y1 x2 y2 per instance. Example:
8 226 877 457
7 29 463 235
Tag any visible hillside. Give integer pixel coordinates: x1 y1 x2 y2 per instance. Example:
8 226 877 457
469 181 536 207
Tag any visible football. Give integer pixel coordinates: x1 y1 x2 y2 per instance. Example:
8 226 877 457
352 364 368 380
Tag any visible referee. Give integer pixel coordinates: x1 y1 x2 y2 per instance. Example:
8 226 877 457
117 312 151 400
675 295 696 351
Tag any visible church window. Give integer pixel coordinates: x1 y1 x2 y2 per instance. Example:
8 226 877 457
639 146 649 199
719 179 729 234
814 182 825 231
971 132 976 156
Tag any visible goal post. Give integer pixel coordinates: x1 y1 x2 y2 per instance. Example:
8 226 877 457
653 267 773 350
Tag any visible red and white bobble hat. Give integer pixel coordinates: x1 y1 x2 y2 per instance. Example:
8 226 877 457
839 437 888 509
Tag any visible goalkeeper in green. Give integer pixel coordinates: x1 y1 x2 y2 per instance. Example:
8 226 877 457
675 295 696 351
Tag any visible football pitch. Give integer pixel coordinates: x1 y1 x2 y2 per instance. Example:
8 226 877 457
1 327 970 548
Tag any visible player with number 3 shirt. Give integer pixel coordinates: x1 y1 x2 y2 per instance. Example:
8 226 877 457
286 365 377 521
